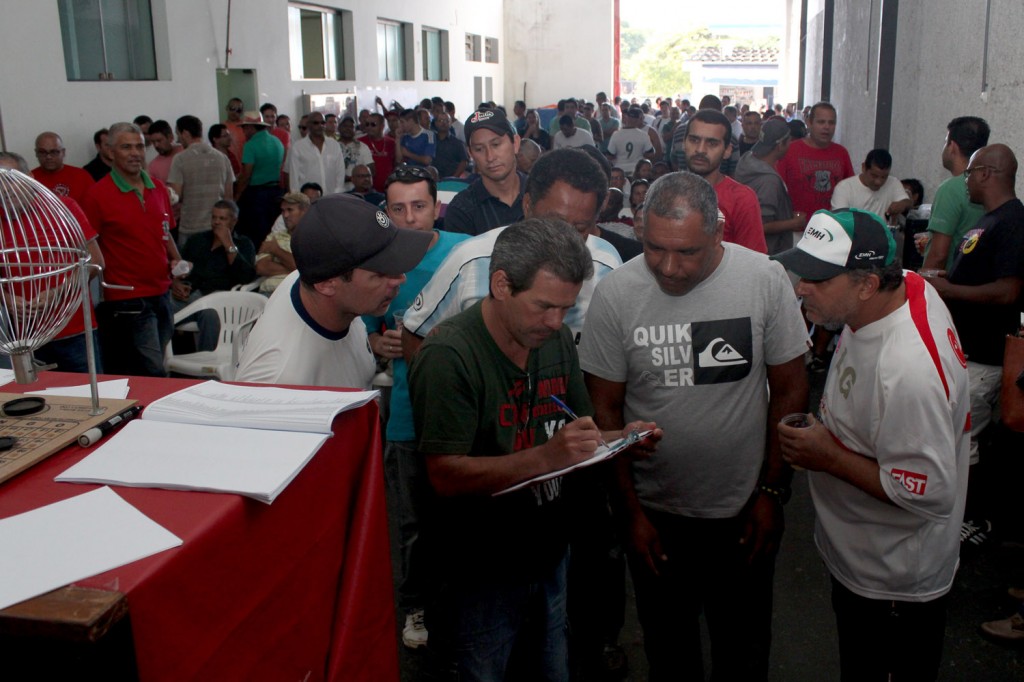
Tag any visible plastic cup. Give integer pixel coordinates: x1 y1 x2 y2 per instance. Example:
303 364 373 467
918 268 941 278
780 413 812 428
392 309 406 332
780 413 811 470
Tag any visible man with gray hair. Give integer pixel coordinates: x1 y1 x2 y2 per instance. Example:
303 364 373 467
409 217 659 680
82 121 183 376
579 171 810 680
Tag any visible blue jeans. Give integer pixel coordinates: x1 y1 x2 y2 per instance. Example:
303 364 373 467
384 440 435 613
97 294 173 377
430 551 570 682
34 331 103 374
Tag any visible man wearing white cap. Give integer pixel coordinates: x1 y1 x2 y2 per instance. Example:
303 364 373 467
236 194 432 387
235 111 285 246
774 208 970 681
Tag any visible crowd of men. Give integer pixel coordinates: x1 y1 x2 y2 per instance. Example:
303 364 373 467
9 88 1024 679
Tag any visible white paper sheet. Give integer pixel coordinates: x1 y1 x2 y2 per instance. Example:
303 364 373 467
56 419 330 504
493 431 654 496
0 368 14 387
142 381 378 434
28 378 131 399
0 486 181 611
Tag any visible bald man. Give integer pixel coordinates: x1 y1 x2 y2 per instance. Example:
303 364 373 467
516 137 543 174
924 143 1024 546
31 132 95 202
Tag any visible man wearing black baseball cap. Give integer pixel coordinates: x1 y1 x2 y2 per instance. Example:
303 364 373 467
774 208 970 681
444 108 525 236
236 194 432 387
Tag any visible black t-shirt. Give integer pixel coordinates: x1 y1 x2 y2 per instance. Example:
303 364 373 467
948 198 1024 365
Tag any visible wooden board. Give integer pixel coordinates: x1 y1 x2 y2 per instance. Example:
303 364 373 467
0 393 137 485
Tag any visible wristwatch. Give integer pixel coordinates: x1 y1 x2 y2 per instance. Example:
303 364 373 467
227 245 239 255
758 483 791 506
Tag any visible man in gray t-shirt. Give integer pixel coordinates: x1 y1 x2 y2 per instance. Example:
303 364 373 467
733 117 807 256
579 172 810 681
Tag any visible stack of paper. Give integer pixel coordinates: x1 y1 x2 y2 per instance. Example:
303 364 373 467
0 487 181 610
28 378 131 399
56 381 379 504
142 381 378 433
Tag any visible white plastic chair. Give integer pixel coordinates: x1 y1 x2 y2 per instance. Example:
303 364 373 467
166 291 267 380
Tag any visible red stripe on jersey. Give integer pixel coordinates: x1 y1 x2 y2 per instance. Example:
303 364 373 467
905 272 949 400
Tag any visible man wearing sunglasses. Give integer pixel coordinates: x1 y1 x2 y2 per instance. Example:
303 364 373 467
360 113 397 192
284 111 345 195
223 97 247 164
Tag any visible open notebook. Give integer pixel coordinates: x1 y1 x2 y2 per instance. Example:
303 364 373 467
56 382 378 504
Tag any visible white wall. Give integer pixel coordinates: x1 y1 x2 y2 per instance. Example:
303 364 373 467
801 0 1024 201
503 0 615 109
0 0 505 167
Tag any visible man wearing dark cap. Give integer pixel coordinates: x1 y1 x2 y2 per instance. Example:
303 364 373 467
774 209 969 682
235 194 432 387
444 109 526 235
734 117 808 255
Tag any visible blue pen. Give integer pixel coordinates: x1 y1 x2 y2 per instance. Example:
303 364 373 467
550 395 607 447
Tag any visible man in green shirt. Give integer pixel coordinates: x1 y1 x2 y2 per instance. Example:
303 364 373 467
922 116 990 272
235 111 285 246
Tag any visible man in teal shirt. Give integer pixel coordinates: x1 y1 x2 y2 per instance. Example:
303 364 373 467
235 111 284 245
922 116 990 272
362 166 469 650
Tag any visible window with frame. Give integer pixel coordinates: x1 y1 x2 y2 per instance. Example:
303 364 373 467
377 19 408 81
422 27 449 81
287 3 354 80
58 0 157 80
485 37 499 64
465 33 482 62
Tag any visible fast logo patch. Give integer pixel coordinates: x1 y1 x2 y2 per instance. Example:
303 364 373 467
891 468 928 495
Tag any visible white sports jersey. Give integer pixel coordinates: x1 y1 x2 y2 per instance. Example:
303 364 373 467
404 227 622 342
811 272 970 601
606 128 654 174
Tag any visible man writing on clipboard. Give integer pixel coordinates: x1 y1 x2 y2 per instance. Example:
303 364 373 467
408 219 659 681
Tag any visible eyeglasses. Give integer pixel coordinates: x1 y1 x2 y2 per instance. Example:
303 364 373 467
227 106 243 113
364 122 379 128
35 149 64 157
963 165 1001 178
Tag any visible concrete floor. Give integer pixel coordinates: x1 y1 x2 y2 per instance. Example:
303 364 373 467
388 367 1024 681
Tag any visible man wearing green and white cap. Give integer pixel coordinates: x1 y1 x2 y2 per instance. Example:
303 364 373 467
774 208 970 681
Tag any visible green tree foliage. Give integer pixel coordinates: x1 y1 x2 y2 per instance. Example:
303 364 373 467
621 22 646 60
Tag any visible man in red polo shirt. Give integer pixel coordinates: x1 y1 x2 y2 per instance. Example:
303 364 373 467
82 121 182 377
31 132 95 203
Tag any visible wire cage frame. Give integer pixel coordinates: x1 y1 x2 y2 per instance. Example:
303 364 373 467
0 168 99 407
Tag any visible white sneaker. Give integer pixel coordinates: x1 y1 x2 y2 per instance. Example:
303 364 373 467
402 610 428 649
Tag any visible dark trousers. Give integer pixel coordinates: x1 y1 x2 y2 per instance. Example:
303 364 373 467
629 508 775 682
96 294 172 377
831 577 948 682
238 184 283 246
34 331 103 374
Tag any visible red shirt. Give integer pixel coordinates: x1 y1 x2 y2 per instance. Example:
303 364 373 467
81 170 172 301
715 176 768 253
0 197 97 339
271 127 291 154
775 139 855 215
361 135 396 192
31 165 95 204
